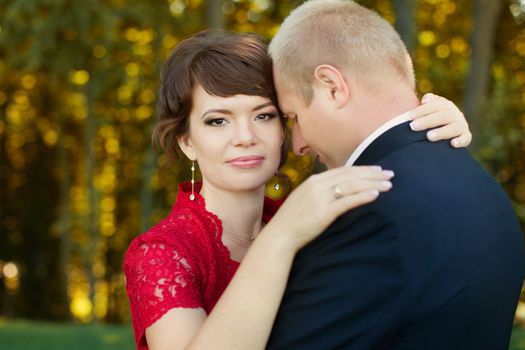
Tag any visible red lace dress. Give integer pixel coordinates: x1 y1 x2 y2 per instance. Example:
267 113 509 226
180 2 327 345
123 182 281 350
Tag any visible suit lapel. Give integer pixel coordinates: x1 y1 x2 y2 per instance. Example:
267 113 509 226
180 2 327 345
353 121 429 166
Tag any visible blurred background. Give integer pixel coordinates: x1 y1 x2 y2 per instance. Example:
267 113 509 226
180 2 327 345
0 0 524 349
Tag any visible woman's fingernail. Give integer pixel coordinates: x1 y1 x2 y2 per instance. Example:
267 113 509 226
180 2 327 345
382 181 392 189
410 121 419 130
422 93 435 103
372 165 383 171
427 131 437 141
382 170 395 178
452 139 459 147
368 190 380 197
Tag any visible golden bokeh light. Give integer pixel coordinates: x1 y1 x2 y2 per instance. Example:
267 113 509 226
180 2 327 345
94 281 109 319
125 62 141 77
117 86 134 104
101 197 116 212
69 70 90 86
418 79 433 94
162 34 178 50
517 42 525 56
3 262 19 279
7 105 22 125
92 45 107 58
169 0 186 16
139 89 155 104
2 260 21 291
137 29 155 45
418 31 437 47
70 296 93 322
21 74 37 90
450 37 468 54
4 277 20 292
432 12 446 26
222 1 236 15
135 105 153 120
435 44 451 59
43 129 58 146
105 139 120 155
439 1 456 15
92 263 106 279
492 64 506 80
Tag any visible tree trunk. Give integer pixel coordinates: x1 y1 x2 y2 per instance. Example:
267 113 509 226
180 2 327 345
140 144 156 232
140 23 163 233
84 82 99 322
206 0 224 29
463 0 503 151
392 0 417 53
57 122 72 321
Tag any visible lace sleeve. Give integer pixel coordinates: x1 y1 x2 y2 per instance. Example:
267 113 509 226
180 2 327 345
124 239 202 348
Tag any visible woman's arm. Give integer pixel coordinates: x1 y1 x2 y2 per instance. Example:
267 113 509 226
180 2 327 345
410 93 472 148
145 166 394 350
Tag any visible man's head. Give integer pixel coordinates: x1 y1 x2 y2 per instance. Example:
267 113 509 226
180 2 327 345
269 0 416 168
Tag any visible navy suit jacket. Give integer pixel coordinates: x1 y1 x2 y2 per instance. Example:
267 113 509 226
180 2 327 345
267 122 525 349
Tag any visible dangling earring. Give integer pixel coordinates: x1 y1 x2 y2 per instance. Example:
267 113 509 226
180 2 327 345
190 161 196 201
273 171 280 191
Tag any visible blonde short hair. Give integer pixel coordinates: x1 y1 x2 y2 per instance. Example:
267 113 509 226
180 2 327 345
269 0 415 103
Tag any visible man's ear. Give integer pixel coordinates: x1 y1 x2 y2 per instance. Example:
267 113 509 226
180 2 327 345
177 134 197 161
313 64 350 108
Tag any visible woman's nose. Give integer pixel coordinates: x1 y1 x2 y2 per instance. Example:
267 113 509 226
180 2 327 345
233 121 257 146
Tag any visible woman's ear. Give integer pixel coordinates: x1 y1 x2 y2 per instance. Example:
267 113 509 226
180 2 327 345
313 64 350 108
177 134 197 161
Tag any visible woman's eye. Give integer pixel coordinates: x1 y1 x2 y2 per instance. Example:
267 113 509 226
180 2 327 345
205 118 227 126
255 112 277 121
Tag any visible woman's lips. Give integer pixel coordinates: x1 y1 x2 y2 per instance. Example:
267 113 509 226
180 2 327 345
227 156 265 168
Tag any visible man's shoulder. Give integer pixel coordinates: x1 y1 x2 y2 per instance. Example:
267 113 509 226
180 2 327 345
296 198 401 265
377 140 506 207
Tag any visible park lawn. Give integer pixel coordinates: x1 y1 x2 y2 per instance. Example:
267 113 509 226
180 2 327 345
512 326 525 350
0 319 135 350
0 319 524 349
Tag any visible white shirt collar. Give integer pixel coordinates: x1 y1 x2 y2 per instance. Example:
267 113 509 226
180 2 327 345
344 111 412 167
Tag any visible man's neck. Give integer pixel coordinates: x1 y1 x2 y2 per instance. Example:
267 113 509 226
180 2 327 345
350 84 420 153
345 111 413 167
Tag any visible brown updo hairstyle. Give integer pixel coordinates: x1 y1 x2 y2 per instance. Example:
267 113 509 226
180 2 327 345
153 29 288 167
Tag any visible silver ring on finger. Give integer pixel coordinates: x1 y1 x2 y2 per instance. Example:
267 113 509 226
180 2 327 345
332 184 344 200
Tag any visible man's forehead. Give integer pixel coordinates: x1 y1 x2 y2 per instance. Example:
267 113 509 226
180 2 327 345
275 93 293 114
272 65 288 88
272 65 281 77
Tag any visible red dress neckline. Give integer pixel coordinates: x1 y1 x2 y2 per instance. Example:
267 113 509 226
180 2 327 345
173 181 282 263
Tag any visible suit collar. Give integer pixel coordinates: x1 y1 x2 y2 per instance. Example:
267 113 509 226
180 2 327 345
353 121 428 166
345 112 413 166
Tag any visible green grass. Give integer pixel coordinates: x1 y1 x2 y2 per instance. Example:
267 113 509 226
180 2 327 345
0 319 134 350
512 326 525 350
0 319 524 349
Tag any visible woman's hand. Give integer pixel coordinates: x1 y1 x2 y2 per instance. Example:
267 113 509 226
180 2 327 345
266 166 394 253
409 93 472 148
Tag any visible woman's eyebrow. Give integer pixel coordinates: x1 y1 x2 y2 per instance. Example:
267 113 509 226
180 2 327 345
252 102 274 111
201 102 274 119
201 109 232 119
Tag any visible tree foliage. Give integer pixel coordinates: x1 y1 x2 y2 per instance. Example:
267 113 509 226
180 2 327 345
0 0 523 323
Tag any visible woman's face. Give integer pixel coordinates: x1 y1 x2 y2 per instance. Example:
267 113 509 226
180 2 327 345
178 85 284 193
